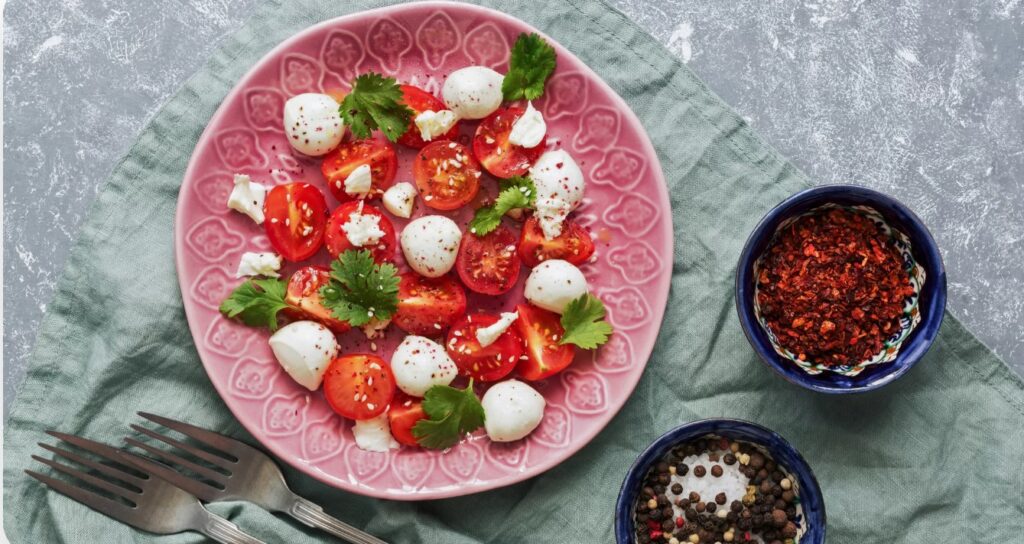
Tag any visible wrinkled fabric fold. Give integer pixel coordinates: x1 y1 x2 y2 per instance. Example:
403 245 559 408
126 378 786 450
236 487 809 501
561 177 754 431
5 0 1023 542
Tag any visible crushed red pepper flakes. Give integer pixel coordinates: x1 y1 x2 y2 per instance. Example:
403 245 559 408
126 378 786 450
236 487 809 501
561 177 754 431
757 208 916 367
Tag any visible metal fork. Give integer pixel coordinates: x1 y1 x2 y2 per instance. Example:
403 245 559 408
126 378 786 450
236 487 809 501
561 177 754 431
123 412 386 544
27 431 264 544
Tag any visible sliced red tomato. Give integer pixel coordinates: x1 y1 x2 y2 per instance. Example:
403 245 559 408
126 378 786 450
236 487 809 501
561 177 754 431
323 354 396 421
446 314 523 382
456 226 521 295
388 395 427 447
514 304 576 381
413 140 481 210
472 107 546 179
321 137 397 203
518 216 596 267
324 201 397 262
393 273 467 335
397 85 460 149
263 182 328 261
284 266 350 334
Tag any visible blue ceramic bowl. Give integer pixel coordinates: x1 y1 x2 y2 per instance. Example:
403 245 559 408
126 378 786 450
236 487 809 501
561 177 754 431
735 185 947 393
615 419 826 544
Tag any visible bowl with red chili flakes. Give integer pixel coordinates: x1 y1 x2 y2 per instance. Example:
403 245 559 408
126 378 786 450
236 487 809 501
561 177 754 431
736 185 946 393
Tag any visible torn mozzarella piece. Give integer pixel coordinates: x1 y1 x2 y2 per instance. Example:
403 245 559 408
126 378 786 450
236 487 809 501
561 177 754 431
508 101 546 148
235 252 282 278
341 202 385 247
226 174 267 224
482 380 546 442
343 164 372 198
361 317 390 340
414 110 458 141
400 215 462 278
524 259 588 314
390 336 457 397
283 93 345 156
268 321 339 391
528 150 585 239
442 66 504 120
353 412 400 452
476 311 519 348
382 182 417 219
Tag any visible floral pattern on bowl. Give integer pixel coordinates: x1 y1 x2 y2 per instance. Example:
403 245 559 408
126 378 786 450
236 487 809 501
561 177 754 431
751 204 926 377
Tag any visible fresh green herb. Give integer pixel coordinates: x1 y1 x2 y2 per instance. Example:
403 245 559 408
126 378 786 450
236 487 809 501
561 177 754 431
502 33 557 101
339 72 414 141
219 278 292 331
468 176 536 235
412 380 486 450
319 249 400 327
559 294 613 349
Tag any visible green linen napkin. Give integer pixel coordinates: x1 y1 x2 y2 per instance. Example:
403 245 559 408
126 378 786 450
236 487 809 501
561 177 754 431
5 0 1024 542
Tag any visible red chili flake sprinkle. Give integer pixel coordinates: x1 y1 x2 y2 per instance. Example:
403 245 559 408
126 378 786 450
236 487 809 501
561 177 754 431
757 208 915 367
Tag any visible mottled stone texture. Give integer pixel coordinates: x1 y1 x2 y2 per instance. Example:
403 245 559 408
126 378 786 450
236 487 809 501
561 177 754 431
4 0 1023 414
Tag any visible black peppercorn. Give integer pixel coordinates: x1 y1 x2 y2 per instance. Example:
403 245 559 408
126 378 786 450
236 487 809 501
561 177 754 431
671 483 683 495
715 492 727 505
694 465 707 477
711 465 724 478
723 453 736 465
676 463 689 476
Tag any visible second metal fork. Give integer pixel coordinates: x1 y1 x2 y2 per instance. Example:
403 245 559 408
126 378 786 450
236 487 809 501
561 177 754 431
123 412 386 544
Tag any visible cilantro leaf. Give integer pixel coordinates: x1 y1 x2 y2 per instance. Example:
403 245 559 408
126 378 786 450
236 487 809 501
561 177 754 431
219 278 292 331
339 72 414 141
319 249 400 327
502 33 557 101
412 380 485 450
469 176 536 235
559 294 613 349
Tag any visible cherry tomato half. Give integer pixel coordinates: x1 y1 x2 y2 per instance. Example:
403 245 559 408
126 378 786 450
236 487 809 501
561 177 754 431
321 137 397 203
446 313 523 382
472 107 545 179
514 303 576 381
518 216 596 267
284 266 350 334
388 395 427 447
413 140 481 210
397 85 460 149
323 354 396 421
324 201 397 262
393 273 467 336
263 182 328 261
456 226 521 295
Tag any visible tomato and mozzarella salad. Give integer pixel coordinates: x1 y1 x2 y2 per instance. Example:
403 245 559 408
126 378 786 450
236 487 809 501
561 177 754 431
218 34 613 453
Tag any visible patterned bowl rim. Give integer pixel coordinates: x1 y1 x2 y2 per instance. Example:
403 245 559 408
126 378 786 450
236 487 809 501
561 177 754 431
173 1 673 499
614 418 827 544
751 203 927 377
735 184 947 394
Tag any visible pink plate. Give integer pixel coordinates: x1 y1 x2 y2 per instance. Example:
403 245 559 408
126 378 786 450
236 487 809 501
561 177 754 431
175 1 672 500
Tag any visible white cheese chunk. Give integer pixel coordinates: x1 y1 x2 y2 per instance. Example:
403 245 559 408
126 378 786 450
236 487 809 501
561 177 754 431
529 150 585 240
283 93 345 156
353 412 400 452
235 252 282 278
475 311 519 348
482 380 546 442
524 260 589 314
382 182 417 219
341 203 385 247
226 173 267 224
361 317 391 340
268 321 339 391
508 101 546 148
442 66 504 120
414 110 458 142
343 164 373 198
391 336 457 397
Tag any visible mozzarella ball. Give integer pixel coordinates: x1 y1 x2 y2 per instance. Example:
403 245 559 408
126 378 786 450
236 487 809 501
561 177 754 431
382 182 417 219
268 321 339 391
400 215 462 278
283 93 344 156
481 380 546 442
390 336 457 397
442 66 504 120
352 412 399 452
524 259 588 314
529 149 586 239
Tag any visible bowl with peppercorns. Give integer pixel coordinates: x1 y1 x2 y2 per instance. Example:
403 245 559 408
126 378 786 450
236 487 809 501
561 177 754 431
735 184 947 393
615 419 826 544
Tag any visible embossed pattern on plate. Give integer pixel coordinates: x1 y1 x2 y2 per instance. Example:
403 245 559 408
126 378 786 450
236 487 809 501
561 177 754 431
175 1 672 500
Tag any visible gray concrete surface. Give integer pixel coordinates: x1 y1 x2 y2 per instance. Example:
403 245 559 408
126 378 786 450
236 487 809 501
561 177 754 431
4 0 1023 416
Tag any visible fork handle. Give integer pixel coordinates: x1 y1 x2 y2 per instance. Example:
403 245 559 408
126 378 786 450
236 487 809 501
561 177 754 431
287 496 387 544
197 508 266 544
